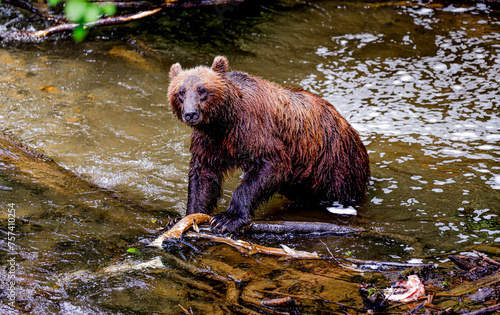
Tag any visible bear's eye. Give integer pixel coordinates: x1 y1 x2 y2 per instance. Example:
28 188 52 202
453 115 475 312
178 87 186 101
197 86 208 101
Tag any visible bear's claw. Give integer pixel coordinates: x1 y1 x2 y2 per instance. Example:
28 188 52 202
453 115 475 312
210 212 250 234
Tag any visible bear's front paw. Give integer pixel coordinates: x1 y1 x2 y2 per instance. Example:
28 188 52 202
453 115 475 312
210 212 251 234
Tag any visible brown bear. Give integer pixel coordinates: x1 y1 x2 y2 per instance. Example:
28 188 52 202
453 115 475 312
168 56 370 233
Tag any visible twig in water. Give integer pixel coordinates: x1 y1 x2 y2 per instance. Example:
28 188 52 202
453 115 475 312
261 296 296 307
178 304 192 315
405 302 424 315
466 304 500 315
319 239 340 264
257 289 363 312
473 250 500 266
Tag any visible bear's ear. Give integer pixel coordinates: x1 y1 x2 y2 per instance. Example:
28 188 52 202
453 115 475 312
211 56 229 74
169 63 183 80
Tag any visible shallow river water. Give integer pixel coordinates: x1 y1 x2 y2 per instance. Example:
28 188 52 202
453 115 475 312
0 0 499 313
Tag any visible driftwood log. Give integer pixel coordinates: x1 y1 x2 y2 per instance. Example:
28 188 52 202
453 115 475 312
244 220 360 235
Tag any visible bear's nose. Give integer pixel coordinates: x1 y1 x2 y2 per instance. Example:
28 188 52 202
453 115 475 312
183 109 200 123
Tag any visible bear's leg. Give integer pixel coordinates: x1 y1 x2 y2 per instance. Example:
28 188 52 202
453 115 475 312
186 159 224 215
210 162 284 233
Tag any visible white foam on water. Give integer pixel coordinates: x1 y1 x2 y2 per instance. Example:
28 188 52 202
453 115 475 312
327 202 357 215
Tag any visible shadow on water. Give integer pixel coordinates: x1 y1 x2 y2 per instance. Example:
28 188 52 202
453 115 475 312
0 0 499 313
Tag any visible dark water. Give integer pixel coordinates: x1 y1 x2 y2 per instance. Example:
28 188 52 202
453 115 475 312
0 0 499 313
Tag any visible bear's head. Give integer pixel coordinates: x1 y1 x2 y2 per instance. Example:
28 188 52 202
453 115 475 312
168 56 230 128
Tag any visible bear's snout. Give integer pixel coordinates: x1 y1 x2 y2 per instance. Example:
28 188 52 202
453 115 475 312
183 108 200 124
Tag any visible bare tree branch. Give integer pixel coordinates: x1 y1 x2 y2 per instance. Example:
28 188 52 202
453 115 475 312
1 0 244 41
32 7 163 38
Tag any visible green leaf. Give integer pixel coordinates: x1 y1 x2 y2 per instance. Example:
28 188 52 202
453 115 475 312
127 248 141 255
83 4 101 24
48 0 61 6
72 24 88 42
101 3 116 17
64 0 88 22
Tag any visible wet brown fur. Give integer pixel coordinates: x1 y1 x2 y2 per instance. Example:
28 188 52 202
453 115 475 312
168 56 370 233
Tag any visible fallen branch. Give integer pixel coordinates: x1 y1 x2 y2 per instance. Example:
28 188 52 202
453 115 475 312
149 214 432 266
169 272 222 297
260 296 296 307
342 257 430 271
449 251 500 279
0 131 52 161
240 294 291 315
257 289 364 312
245 220 359 235
449 254 478 271
184 231 321 260
6 8 164 40
1 0 244 41
445 272 500 296
466 304 500 315
473 250 500 266
178 304 192 315
160 251 230 284
406 302 424 315
149 213 212 248
226 304 262 315
150 213 333 260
